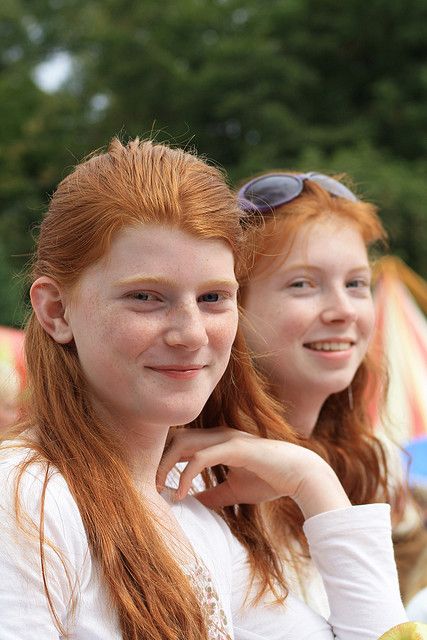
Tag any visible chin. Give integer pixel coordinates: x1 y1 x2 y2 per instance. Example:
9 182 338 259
324 378 355 397
164 405 207 427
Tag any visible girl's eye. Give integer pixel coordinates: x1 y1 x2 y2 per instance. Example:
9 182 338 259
347 279 369 289
130 291 159 301
290 280 312 289
199 292 221 303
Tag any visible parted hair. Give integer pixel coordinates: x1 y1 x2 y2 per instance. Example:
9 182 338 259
6 139 299 639
239 176 392 556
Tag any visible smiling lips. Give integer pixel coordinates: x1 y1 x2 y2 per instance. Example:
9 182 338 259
304 341 354 352
147 365 205 380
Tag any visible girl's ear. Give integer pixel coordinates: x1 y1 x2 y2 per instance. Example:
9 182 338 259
30 277 74 344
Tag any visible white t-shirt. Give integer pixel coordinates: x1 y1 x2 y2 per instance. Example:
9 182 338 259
0 447 407 639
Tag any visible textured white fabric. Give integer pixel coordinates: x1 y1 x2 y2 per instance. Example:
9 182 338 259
0 447 407 639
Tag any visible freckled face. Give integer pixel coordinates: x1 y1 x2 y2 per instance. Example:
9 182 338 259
243 219 375 404
64 225 239 430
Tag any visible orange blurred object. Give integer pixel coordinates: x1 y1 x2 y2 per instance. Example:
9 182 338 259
0 326 25 430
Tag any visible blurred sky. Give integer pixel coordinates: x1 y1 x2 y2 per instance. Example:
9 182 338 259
33 51 72 92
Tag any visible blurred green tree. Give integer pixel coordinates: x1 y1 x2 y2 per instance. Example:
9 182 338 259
1 0 427 325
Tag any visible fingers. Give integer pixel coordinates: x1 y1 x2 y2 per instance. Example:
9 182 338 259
195 483 239 509
157 448 188 490
157 430 199 488
157 427 235 489
176 441 236 499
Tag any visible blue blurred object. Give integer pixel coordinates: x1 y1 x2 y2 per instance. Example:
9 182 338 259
404 436 427 487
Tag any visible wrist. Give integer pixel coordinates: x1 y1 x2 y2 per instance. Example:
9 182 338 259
293 459 351 519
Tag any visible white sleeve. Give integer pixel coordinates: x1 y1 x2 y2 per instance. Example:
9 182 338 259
228 504 407 639
0 457 89 640
304 504 407 637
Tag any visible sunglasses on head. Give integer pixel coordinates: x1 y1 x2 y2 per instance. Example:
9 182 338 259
237 172 358 214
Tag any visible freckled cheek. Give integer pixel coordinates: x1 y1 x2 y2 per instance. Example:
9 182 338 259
90 315 127 351
360 303 376 340
269 298 316 335
72 297 114 343
209 314 238 352
273 314 308 343
102 318 161 356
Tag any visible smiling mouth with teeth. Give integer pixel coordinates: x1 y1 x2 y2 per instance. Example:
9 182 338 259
304 342 353 352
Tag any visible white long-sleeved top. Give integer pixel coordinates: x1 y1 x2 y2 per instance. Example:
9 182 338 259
0 447 407 639
278 432 423 616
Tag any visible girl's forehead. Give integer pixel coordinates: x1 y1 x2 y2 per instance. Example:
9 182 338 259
293 214 360 238
256 217 368 279
74 224 237 289
282 216 364 253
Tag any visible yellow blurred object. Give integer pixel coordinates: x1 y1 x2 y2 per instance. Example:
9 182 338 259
378 621 427 639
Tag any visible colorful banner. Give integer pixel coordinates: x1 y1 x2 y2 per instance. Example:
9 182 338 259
371 258 427 446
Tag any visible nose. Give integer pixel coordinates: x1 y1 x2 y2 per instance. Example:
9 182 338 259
320 287 357 324
164 303 209 350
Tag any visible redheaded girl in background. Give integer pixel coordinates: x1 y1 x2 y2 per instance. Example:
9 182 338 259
232 171 422 612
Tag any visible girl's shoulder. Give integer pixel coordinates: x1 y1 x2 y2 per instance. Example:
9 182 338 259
0 441 69 496
0 441 86 546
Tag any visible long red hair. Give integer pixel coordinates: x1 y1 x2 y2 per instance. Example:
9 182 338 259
239 177 392 555
4 139 299 638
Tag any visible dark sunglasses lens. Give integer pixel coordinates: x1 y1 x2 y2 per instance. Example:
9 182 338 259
243 175 302 210
306 173 358 202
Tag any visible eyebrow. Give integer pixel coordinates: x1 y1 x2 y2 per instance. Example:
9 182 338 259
114 275 239 289
280 263 371 273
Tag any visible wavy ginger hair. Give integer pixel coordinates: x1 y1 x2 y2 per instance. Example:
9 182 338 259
7 139 298 639
239 176 391 555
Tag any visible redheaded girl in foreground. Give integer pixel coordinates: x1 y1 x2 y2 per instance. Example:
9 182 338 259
0 145 406 639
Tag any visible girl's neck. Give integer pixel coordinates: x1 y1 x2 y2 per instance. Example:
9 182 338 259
93 399 170 492
125 425 170 492
280 392 327 439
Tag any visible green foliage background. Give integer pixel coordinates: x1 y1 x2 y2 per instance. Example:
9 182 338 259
1 0 427 326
